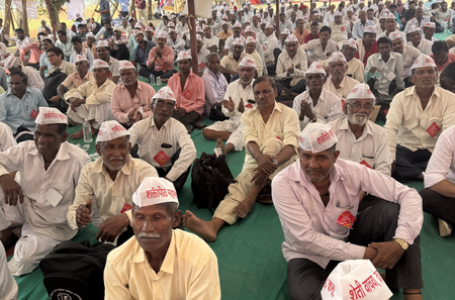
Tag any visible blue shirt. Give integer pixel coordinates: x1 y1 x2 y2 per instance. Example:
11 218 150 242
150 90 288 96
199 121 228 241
133 40 157 66
351 20 376 39
99 0 111 21
116 0 129 12
39 52 51 69
0 87 49 134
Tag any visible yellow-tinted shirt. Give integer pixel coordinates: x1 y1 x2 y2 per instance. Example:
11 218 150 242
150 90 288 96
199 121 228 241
104 229 221 300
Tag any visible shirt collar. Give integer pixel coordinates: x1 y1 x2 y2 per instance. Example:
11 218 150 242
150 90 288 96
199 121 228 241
404 85 441 98
339 116 372 137
6 87 33 97
150 116 170 129
30 141 71 162
251 100 281 113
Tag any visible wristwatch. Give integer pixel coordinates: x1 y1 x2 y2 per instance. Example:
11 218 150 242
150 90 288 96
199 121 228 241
394 238 409 251
271 158 279 168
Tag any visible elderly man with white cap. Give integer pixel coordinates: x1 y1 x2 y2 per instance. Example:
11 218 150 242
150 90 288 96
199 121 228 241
192 34 211 75
185 76 300 242
64 59 116 139
107 24 129 60
323 52 360 101
388 31 421 87
329 11 352 45
385 54 455 182
277 28 291 52
0 107 91 275
329 83 392 176
168 52 206 133
3 55 44 91
223 22 245 56
406 25 433 55
129 87 196 191
355 25 378 66
96 40 121 83
104 177 221 299
67 120 158 244
201 52 228 117
220 38 253 79
275 34 308 98
167 29 186 58
337 39 365 83
202 57 256 155
272 121 424 300
377 12 407 41
111 61 156 128
202 25 219 52
263 23 279 75
145 32 177 81
57 55 94 100
293 62 343 130
352 9 376 39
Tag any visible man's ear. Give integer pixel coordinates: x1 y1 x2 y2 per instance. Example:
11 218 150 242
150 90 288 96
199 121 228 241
172 210 182 228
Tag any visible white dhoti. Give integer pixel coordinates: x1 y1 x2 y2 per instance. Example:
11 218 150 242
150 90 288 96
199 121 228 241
0 244 18 300
66 102 112 129
206 119 244 151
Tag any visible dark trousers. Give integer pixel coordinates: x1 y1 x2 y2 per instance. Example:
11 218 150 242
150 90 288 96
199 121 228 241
275 78 306 96
156 148 191 192
172 111 200 128
393 145 432 182
111 44 130 61
287 198 423 300
14 126 34 143
420 188 455 227
138 66 177 80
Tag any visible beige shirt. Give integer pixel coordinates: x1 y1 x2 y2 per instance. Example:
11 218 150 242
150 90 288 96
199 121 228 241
242 102 300 168
385 86 455 159
276 48 308 87
346 58 365 83
244 49 263 76
220 52 252 73
129 117 196 182
66 155 158 229
48 60 77 76
64 79 116 105
104 229 221 300
323 75 360 100
61 71 95 89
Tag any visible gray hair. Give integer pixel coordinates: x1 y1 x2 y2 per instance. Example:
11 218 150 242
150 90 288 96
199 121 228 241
206 52 220 62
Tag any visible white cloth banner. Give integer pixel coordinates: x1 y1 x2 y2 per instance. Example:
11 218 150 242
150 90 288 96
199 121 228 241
182 0 212 18
13 0 38 20
66 0 86 20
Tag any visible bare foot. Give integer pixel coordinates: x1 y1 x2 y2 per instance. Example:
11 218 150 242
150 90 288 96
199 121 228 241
216 138 224 150
232 194 256 218
70 128 83 139
184 210 218 242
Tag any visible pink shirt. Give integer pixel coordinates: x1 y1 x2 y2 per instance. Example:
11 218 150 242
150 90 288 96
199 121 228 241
20 42 44 64
146 45 174 72
167 71 205 116
272 158 423 268
111 81 156 126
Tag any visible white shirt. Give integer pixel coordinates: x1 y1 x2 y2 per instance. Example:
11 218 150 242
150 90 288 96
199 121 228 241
404 16 431 32
222 79 255 126
272 158 423 268
129 117 196 181
276 48 308 87
22 66 45 91
293 88 343 130
424 124 455 188
0 141 91 240
377 30 407 43
329 21 351 43
225 35 245 52
365 52 404 96
351 19 376 39
263 34 278 63
329 116 393 176
322 76 360 100
407 38 433 55
201 69 228 115
323 11 336 25
302 39 338 63
203 35 219 51
385 86 455 159
0 244 17 300
0 122 16 152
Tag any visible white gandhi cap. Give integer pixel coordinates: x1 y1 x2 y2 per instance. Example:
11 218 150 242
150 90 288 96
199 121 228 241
298 123 338 153
35 107 68 125
133 177 179 207
96 120 129 143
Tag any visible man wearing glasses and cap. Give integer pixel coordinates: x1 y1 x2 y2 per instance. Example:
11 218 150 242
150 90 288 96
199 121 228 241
67 120 158 244
323 52 360 101
104 177 221 299
272 122 424 300
111 61 156 128
129 86 196 192
0 107 91 276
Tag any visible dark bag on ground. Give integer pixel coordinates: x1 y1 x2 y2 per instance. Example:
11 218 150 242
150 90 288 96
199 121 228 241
209 103 229 121
40 240 115 300
191 152 234 212
43 70 68 113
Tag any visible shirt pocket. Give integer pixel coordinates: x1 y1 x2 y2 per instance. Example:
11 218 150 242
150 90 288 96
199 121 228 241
272 131 285 143
38 180 73 208
325 206 353 240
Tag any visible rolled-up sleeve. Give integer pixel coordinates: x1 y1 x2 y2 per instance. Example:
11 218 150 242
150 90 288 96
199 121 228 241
424 130 454 188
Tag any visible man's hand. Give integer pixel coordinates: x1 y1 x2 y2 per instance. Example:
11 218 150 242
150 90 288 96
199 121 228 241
221 97 235 112
76 200 92 226
287 64 294 75
238 98 245 113
363 247 378 260
49 95 61 102
70 98 86 112
370 241 405 270
155 47 162 58
128 107 139 121
176 107 186 117
0 174 24 206
369 67 378 74
251 167 270 187
300 100 316 120
96 214 129 243
256 154 277 175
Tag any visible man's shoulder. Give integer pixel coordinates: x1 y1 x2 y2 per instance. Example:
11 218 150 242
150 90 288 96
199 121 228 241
107 236 139 266
174 229 217 265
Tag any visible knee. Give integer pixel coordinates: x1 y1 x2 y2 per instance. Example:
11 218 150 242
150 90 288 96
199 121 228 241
263 137 284 155
419 188 437 210
376 201 400 221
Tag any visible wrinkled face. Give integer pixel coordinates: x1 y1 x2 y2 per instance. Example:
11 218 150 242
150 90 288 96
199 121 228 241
178 59 191 73
341 45 356 61
76 61 89 74
132 204 179 254
120 68 138 86
239 66 255 84
152 99 175 124
320 31 330 43
408 31 421 46
432 51 448 66
306 73 327 91
93 67 110 82
97 46 110 60
328 61 347 80
96 136 130 172
299 148 339 183
411 67 437 89
391 38 403 53
245 42 256 54
207 56 220 74
9 74 27 97
253 80 277 109
34 124 67 157
345 99 374 126
285 42 298 57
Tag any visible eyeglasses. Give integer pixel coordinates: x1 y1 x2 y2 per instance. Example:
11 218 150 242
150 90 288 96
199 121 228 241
155 101 175 110
348 102 374 111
